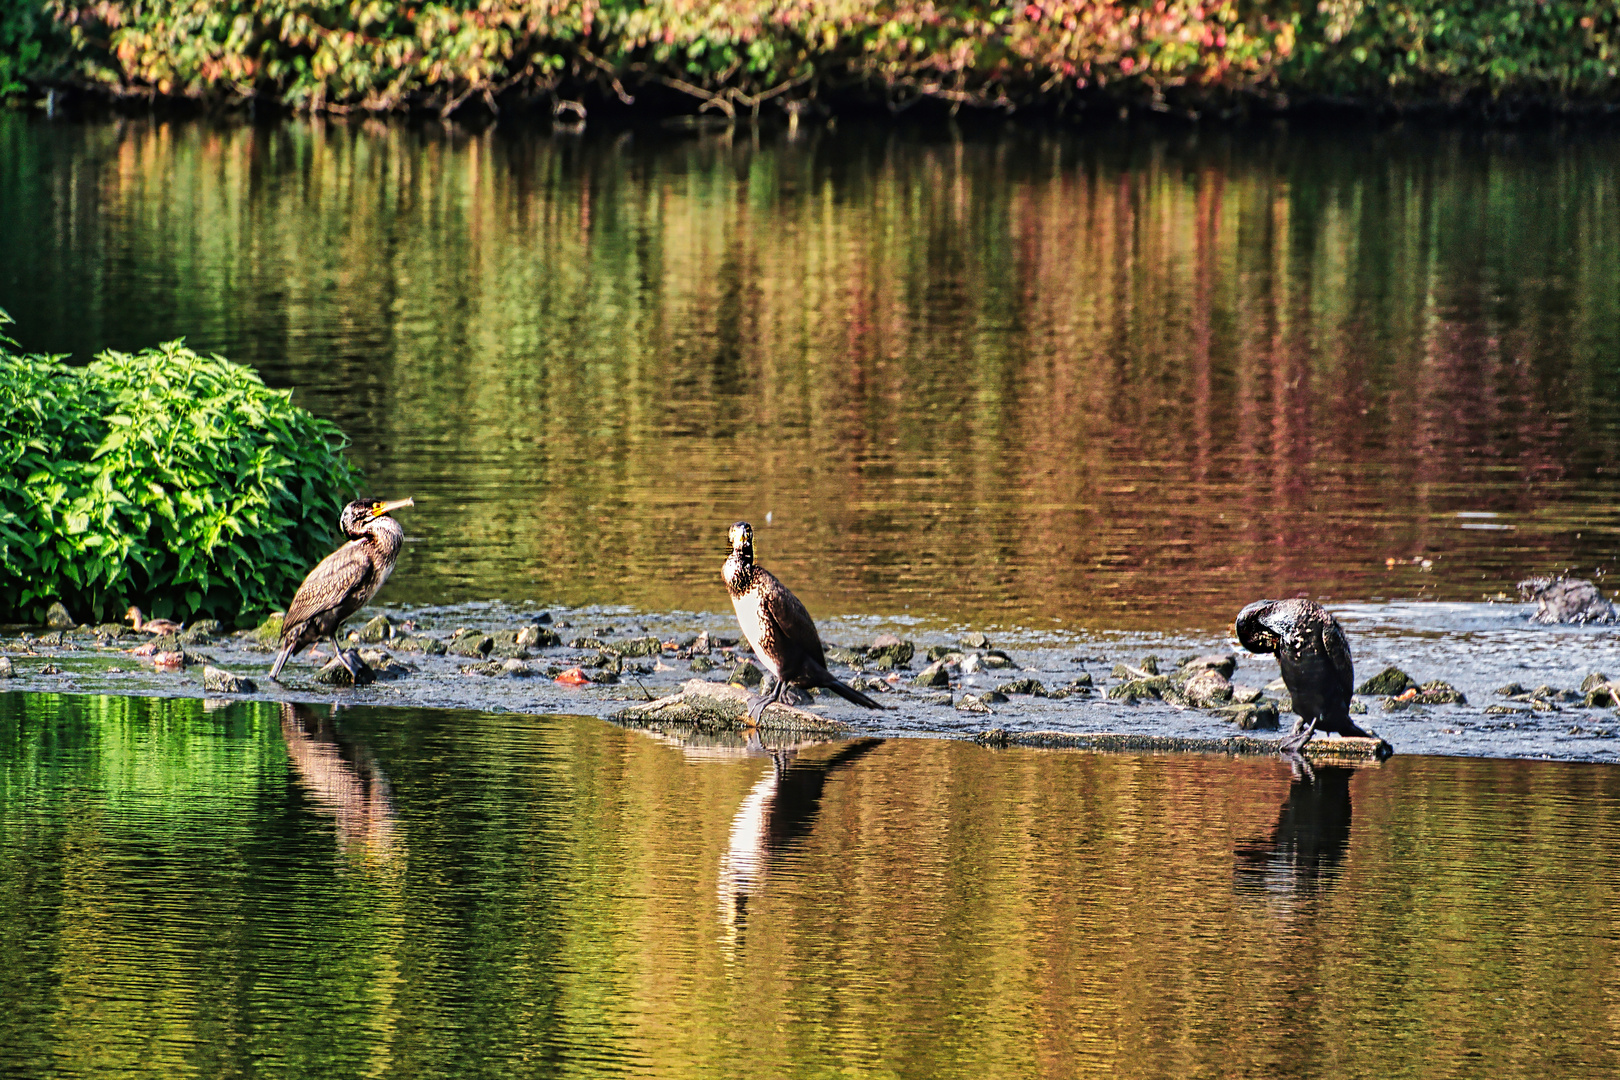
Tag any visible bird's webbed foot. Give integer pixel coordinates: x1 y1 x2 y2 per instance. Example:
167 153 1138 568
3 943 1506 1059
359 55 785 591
745 680 784 724
1278 718 1318 755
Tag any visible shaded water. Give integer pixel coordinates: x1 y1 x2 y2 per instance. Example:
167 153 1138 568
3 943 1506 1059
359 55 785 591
3 115 1619 632
2 691 1619 1077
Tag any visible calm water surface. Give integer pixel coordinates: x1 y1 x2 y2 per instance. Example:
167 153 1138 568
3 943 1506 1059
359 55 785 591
1 691 1617 1078
2 116 1619 631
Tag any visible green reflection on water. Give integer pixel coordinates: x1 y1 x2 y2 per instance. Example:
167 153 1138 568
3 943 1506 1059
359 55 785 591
0 691 1618 1078
2 118 1620 630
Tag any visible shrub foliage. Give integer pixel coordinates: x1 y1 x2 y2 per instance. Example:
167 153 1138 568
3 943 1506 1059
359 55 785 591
0 317 362 626
9 0 1617 116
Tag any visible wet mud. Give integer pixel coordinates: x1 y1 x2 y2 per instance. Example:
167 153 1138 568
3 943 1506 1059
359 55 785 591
3 599 1618 762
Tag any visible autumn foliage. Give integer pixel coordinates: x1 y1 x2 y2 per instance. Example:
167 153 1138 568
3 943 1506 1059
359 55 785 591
10 0 1620 115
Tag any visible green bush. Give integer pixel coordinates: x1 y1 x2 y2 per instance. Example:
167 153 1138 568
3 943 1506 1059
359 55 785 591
0 313 363 626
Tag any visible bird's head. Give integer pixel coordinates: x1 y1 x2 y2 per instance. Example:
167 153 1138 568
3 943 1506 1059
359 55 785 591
1234 600 1282 655
340 497 415 536
728 521 754 554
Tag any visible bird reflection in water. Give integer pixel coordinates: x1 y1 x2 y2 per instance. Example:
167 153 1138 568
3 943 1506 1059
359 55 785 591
718 737 883 951
279 702 400 856
1234 758 1355 896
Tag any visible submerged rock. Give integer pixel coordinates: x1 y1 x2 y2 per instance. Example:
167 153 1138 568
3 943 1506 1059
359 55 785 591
396 635 448 655
1357 667 1417 696
45 602 75 629
1518 577 1618 625
201 665 256 693
919 692 954 707
997 678 1047 697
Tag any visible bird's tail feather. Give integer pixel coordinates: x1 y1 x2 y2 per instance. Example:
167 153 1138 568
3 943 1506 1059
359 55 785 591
822 677 882 710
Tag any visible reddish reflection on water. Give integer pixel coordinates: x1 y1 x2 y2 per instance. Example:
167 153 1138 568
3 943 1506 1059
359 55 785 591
3 117 1617 629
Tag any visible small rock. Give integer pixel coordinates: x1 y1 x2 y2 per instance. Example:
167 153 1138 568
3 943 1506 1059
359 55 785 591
1069 672 1094 688
729 659 763 687
955 694 994 713
826 647 862 668
1381 696 1417 712
690 655 715 673
1182 668 1234 707
39 663 61 675
395 635 447 655
1581 672 1611 693
179 620 222 644
867 637 915 668
501 658 535 677
1357 666 1417 696
1496 682 1528 697
616 636 664 657
316 653 376 686
1107 676 1171 701
588 651 624 675
0 657 12 678
1485 704 1532 716
358 614 394 643
517 624 562 649
980 651 1016 670
1582 684 1619 709
1179 654 1237 680
249 613 285 646
449 630 494 657
690 630 712 655
201 665 256 693
913 661 951 688
37 630 69 647
1413 680 1466 705
925 645 955 662
358 649 414 680
568 636 608 650
960 631 991 649
490 642 533 660
45 602 74 629
94 623 131 639
1518 576 1618 625
848 676 890 694
1229 684 1263 705
997 678 1047 697
1217 702 1279 730
920 692 954 707
1349 701 1369 714
152 651 186 671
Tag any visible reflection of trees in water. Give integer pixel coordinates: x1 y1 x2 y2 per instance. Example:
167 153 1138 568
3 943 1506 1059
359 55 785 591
279 702 400 855
719 737 883 951
1234 762 1354 897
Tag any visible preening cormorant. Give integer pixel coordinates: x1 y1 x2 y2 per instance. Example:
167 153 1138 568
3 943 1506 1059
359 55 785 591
1235 598 1373 752
269 497 414 682
722 521 881 722
126 606 182 635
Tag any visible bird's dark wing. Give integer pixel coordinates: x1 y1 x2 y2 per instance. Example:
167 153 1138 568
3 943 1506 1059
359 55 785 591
283 542 373 637
1321 615 1355 699
759 572 828 670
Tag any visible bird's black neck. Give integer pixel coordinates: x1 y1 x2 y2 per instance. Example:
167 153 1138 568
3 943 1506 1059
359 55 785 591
723 546 755 597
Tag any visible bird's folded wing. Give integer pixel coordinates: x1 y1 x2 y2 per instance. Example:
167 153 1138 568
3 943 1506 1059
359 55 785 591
283 544 373 632
1324 618 1355 698
762 578 827 669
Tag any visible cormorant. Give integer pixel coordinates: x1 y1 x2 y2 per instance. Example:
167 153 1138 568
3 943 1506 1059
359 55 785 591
126 606 182 635
1235 598 1373 752
722 521 881 722
269 497 414 682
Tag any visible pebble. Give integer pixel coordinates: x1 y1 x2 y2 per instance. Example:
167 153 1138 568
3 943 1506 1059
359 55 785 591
201 665 256 693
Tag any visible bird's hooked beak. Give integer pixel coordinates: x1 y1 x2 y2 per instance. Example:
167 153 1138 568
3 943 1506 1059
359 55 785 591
371 497 415 518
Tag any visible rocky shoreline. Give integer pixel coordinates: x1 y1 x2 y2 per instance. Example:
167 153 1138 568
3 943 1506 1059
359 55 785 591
3 599 1618 762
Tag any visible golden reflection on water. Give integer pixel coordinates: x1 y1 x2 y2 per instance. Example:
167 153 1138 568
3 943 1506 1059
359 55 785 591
1 695 1618 1077
2 117 1619 632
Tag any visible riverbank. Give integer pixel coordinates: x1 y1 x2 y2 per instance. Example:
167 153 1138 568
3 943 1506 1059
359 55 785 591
5 599 1617 760
6 0 1619 124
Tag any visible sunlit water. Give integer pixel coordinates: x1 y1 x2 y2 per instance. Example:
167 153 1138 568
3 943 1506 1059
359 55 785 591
1 692 1618 1078
2 115 1618 632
